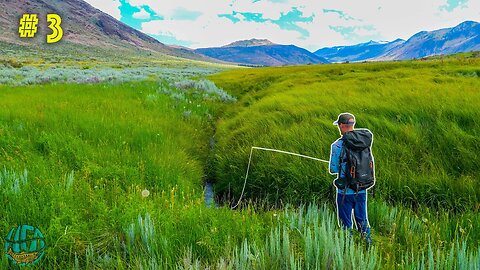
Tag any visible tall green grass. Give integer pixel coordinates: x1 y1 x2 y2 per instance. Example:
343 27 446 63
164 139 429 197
210 58 480 212
206 58 480 268
0 80 274 268
1 58 480 268
0 81 207 191
176 203 480 269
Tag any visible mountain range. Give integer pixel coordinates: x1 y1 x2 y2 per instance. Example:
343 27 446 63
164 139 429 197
194 21 479 65
1 0 478 66
195 40 329 66
315 21 480 63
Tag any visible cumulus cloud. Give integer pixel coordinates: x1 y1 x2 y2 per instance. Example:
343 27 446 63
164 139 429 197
142 15 303 48
297 0 480 43
84 0 122 20
125 0 230 20
132 7 151 20
233 0 293 21
85 0 480 50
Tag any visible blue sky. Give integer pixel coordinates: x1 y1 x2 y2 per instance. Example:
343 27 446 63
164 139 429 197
84 0 480 51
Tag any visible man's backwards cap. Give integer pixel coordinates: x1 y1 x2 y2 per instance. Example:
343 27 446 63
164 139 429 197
333 113 356 125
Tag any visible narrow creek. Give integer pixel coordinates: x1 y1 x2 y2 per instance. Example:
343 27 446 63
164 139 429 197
204 182 218 208
204 116 219 208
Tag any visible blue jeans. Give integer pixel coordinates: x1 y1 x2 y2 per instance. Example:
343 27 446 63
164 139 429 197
336 192 371 240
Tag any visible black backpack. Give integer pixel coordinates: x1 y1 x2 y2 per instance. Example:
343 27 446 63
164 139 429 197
334 129 375 192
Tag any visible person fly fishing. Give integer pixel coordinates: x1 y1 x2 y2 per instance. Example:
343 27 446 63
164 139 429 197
329 112 375 246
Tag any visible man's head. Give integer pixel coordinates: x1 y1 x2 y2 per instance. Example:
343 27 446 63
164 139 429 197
333 113 355 135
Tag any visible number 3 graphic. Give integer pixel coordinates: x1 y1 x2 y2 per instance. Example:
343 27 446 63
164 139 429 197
47 14 63 43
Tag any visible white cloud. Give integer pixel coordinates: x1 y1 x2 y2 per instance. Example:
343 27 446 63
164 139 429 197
233 1 293 20
297 0 480 44
126 0 231 19
85 0 480 50
135 0 314 48
83 0 122 20
142 15 303 48
132 7 150 20
290 0 480 49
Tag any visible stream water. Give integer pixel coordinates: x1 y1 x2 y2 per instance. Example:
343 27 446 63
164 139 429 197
204 182 218 208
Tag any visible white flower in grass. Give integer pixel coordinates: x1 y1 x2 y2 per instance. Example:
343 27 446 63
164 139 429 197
142 189 150 198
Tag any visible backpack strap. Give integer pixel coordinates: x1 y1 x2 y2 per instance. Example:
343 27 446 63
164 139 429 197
338 141 348 206
339 141 346 176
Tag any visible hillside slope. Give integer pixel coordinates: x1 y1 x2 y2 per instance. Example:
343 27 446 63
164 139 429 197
314 39 405 63
0 0 210 61
381 21 480 60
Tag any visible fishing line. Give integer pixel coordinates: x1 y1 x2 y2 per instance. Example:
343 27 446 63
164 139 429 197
231 146 329 209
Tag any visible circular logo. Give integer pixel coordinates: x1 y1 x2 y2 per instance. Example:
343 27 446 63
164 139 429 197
4 225 46 266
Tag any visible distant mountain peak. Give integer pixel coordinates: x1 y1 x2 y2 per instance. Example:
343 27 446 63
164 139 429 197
196 41 329 66
453 20 479 30
314 20 479 63
357 39 402 46
364 40 380 45
223 39 276 47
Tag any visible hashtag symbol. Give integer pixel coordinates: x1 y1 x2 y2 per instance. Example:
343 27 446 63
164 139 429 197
19 14 39 38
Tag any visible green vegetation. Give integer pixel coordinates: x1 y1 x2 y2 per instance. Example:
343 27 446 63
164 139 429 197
211 58 480 211
0 56 479 268
0 41 232 69
209 57 480 268
424 50 480 60
0 78 276 269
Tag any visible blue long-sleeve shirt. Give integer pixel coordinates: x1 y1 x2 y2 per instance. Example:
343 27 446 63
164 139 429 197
329 138 366 195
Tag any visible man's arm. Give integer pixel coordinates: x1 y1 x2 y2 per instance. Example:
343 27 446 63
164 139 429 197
329 141 341 174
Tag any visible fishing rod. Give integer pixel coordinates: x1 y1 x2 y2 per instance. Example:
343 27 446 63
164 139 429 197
231 146 330 209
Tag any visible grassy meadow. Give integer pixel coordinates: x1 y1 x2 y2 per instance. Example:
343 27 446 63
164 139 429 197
211 59 480 210
0 53 479 269
209 57 480 267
